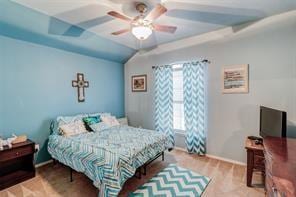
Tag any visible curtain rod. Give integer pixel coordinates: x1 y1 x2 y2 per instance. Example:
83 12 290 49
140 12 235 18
152 59 211 69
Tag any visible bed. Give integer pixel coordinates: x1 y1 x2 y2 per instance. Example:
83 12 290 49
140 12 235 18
47 123 171 197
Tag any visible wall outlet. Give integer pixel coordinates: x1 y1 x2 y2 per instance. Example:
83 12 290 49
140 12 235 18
35 144 40 152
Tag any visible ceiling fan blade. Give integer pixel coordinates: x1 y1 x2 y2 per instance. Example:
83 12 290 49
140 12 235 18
145 4 167 21
107 11 132 22
111 29 130 35
154 24 177 33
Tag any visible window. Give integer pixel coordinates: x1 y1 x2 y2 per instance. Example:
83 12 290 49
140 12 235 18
173 64 185 132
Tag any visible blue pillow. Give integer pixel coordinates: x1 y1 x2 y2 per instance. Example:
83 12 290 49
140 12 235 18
83 116 101 131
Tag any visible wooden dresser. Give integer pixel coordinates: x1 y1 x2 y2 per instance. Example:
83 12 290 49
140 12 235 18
0 140 35 190
264 137 296 197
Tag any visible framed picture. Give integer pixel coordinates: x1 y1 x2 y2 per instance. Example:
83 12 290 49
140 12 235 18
222 64 249 93
132 75 147 92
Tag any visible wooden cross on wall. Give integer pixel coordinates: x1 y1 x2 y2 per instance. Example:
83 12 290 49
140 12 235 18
72 73 89 102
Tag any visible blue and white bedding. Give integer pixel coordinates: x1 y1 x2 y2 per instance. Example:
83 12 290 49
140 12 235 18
48 125 171 197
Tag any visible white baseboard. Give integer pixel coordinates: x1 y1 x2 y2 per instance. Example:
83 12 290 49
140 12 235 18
206 154 246 166
173 146 246 166
35 159 53 168
174 146 187 152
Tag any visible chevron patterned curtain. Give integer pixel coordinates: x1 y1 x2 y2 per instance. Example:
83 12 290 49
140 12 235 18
183 61 206 154
154 65 174 148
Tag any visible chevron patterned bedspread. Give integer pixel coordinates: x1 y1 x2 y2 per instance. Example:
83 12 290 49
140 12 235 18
48 125 170 197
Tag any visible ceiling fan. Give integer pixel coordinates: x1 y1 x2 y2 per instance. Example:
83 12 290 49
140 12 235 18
107 3 177 40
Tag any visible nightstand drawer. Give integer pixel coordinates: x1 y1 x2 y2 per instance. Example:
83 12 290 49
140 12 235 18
254 155 265 169
0 145 34 162
0 140 35 190
254 150 264 157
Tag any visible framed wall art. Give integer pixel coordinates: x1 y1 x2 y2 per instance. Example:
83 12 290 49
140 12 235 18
132 75 147 92
222 64 249 93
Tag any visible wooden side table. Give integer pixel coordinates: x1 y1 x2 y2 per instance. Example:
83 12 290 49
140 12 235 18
0 139 36 190
245 138 265 187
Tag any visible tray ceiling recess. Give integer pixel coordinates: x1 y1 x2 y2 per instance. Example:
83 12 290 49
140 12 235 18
9 0 296 51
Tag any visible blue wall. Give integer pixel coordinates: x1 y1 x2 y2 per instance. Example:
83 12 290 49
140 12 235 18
0 35 125 163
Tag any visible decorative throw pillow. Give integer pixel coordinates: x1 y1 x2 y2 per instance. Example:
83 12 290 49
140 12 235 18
83 116 101 125
101 116 120 127
57 114 88 128
90 122 110 132
83 116 101 131
59 120 88 136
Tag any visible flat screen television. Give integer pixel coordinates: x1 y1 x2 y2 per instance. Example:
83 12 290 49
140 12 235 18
260 106 287 138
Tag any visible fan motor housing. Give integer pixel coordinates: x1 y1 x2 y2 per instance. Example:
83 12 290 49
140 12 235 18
136 3 148 14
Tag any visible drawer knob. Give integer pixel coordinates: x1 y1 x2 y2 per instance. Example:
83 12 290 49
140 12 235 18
16 152 19 155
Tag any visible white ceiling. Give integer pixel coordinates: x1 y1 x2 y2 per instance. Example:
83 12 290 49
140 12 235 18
11 0 296 50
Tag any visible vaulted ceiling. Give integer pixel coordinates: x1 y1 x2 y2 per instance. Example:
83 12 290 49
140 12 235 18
2 0 296 63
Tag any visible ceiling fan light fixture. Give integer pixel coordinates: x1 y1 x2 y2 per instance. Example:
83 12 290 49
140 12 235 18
132 25 152 40
131 18 153 40
109 3 175 39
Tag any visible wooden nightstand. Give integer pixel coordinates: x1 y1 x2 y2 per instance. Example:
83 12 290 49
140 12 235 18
0 139 36 190
245 138 265 187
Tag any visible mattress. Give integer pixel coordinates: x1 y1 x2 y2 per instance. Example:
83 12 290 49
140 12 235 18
47 125 171 197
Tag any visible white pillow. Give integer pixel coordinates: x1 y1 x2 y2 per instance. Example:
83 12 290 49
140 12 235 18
59 120 88 136
117 117 128 126
57 114 88 128
101 116 120 127
90 122 110 132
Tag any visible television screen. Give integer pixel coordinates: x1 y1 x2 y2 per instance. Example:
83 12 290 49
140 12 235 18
260 106 287 138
